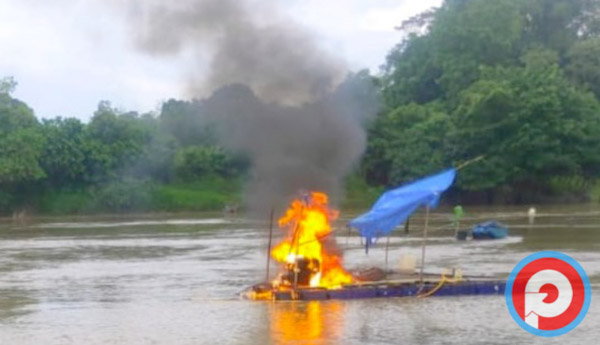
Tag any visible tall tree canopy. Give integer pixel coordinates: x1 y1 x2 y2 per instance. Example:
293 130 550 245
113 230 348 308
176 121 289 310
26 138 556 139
365 0 600 202
0 85 45 210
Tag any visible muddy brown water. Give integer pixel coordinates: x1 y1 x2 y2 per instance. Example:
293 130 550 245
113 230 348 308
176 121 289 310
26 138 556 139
1 205 599 344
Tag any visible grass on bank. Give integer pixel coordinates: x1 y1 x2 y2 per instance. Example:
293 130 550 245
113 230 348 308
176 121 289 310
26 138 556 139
150 178 242 212
36 176 242 215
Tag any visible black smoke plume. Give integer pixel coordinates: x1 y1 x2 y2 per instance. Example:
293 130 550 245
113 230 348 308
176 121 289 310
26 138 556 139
116 0 379 211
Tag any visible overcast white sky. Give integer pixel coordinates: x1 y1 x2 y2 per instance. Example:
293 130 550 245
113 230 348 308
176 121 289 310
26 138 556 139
0 0 441 120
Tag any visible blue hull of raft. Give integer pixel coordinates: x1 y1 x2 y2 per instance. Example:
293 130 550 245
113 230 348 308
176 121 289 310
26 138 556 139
272 280 506 301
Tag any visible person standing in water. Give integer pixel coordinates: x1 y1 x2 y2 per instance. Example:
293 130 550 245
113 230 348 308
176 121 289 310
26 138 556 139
453 205 464 237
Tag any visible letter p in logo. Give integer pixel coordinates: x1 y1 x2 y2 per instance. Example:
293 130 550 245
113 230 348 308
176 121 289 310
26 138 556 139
525 269 572 328
506 251 591 337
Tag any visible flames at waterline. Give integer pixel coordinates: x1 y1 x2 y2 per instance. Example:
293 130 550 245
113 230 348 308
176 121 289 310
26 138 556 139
271 192 353 289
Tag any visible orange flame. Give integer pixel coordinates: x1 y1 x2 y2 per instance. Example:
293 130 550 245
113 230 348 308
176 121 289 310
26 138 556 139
271 191 353 289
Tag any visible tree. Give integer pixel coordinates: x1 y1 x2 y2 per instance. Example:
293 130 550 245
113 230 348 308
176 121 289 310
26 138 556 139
449 53 600 190
129 113 178 183
40 117 87 187
383 0 526 108
159 99 218 147
0 76 17 94
366 0 600 202
83 101 152 183
566 37 600 99
521 0 600 52
0 93 44 184
0 92 45 211
363 103 452 186
174 145 241 181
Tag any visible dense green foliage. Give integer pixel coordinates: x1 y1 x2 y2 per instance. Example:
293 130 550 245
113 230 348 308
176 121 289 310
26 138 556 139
364 0 600 203
36 177 242 214
0 80 45 211
0 77 243 215
2 0 600 214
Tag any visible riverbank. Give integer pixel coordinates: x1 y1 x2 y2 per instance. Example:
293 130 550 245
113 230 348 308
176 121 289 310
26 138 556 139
2 175 383 218
3 173 599 218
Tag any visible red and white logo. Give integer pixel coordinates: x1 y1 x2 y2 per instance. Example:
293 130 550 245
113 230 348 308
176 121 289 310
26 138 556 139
506 251 591 336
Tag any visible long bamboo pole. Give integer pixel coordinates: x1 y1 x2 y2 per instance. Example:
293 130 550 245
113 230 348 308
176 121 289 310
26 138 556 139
419 205 431 287
455 155 485 170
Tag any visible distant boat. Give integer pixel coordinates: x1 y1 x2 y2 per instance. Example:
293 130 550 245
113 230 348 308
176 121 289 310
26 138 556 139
471 221 508 239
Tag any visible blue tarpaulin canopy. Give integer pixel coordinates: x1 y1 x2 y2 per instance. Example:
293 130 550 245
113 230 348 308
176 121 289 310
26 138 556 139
348 168 456 243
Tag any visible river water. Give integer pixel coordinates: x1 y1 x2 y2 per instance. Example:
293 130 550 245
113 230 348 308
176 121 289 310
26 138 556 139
1 205 599 344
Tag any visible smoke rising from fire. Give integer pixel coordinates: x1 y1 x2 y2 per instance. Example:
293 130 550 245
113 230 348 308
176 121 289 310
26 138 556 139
119 0 345 104
116 0 379 211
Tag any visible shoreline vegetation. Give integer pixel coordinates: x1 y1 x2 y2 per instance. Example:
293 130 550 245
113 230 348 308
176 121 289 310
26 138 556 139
4 174 598 218
3 0 600 217
4 175 384 218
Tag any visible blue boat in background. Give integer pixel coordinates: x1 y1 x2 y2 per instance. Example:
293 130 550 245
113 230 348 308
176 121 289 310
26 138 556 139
471 221 508 239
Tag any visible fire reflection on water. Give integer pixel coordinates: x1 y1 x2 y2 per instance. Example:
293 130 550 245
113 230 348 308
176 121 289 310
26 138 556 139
269 301 345 344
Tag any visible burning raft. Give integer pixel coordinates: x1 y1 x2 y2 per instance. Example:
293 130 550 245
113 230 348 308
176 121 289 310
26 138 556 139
245 178 505 301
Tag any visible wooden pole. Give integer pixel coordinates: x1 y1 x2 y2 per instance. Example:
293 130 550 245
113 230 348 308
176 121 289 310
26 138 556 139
384 235 391 270
455 155 485 170
419 205 430 287
265 207 275 282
